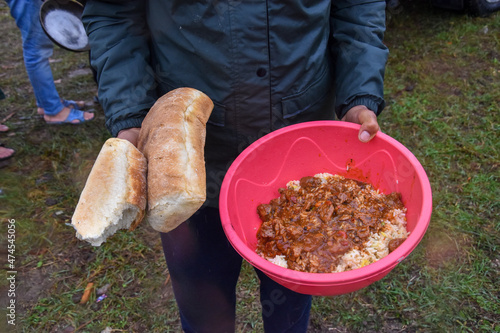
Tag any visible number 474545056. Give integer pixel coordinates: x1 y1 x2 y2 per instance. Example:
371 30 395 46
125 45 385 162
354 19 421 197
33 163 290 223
7 219 16 270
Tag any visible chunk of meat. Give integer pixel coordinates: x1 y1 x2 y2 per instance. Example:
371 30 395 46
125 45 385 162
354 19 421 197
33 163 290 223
388 238 406 253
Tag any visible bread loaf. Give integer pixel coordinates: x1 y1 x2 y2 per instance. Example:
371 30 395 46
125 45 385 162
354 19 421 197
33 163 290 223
71 138 147 246
138 88 214 232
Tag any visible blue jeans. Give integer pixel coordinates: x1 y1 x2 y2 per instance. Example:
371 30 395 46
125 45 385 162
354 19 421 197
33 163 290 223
6 0 64 115
160 207 312 333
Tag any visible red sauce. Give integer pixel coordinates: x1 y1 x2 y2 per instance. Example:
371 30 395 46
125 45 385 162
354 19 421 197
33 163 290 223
256 174 406 273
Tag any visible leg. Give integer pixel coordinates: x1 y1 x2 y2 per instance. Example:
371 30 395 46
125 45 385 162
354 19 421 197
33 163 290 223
160 207 243 333
8 0 63 115
7 0 93 123
256 270 312 333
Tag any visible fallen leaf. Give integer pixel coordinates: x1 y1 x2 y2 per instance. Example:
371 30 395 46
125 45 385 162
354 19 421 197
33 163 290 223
80 282 94 304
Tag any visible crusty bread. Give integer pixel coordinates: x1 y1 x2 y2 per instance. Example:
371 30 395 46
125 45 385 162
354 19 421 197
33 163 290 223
138 88 214 232
71 138 147 246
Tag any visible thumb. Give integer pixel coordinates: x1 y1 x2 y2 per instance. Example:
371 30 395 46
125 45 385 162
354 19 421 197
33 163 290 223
357 109 379 143
345 107 380 143
359 129 373 143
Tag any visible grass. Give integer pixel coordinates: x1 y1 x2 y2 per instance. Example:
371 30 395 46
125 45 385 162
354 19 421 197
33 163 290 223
1 0 499 332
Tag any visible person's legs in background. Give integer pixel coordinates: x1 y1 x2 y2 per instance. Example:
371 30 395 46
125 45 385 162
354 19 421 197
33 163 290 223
8 0 63 115
0 88 15 163
6 0 93 123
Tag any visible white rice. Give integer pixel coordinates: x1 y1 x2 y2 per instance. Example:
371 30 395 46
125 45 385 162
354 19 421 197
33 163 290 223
267 255 288 268
334 208 408 272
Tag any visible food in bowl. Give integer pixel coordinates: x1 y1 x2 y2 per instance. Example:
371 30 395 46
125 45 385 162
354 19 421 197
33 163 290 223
256 173 409 273
220 121 432 295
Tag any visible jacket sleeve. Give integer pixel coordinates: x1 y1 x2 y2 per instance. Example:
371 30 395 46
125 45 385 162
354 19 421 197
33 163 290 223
83 0 158 137
330 0 389 119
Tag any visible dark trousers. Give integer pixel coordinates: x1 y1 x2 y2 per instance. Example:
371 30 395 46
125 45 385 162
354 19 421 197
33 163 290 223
160 207 312 333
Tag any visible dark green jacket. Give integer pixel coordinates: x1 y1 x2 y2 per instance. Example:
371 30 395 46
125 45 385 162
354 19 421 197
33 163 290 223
83 0 388 206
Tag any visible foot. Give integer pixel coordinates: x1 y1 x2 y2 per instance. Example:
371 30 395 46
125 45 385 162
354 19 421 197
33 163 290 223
0 124 9 132
44 106 94 124
37 99 86 115
0 146 15 161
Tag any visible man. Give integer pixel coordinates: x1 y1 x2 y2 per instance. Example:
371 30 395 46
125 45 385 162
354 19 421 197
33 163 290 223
83 1 388 331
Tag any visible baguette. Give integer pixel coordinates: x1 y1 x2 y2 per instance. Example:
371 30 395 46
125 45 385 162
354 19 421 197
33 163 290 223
138 88 214 232
71 138 147 246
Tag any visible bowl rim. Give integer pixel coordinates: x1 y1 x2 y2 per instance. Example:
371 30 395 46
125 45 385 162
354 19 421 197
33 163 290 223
219 120 432 284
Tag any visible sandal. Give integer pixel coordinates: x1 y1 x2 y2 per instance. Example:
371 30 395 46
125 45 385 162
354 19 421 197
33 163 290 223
37 99 86 115
45 107 94 125
62 99 86 109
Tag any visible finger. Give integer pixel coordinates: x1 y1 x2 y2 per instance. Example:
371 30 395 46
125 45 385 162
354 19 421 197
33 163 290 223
357 110 380 143
117 128 141 147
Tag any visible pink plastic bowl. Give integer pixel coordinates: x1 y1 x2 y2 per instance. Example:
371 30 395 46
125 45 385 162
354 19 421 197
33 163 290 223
219 121 432 296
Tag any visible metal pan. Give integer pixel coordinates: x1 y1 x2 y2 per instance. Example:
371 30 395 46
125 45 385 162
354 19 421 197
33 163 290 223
39 0 89 52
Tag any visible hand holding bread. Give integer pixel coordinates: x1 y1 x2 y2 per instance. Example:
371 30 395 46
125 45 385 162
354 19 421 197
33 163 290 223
71 88 214 245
